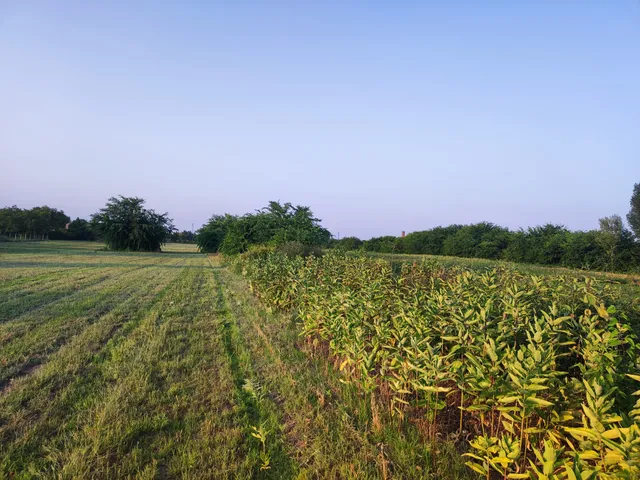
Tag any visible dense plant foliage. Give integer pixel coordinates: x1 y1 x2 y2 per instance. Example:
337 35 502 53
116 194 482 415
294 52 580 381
48 218 97 241
0 205 70 238
330 236 364 251
196 201 330 254
235 251 640 478
627 183 640 240
196 214 239 253
276 240 324 258
348 222 640 272
361 235 400 253
91 196 172 252
340 185 640 272
168 229 195 243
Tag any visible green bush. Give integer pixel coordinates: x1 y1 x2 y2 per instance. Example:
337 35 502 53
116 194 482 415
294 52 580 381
239 252 640 478
330 236 363 251
362 235 398 253
197 201 331 254
277 241 324 258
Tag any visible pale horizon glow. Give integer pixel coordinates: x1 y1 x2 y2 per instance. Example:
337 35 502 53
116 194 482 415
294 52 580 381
1 2 639 239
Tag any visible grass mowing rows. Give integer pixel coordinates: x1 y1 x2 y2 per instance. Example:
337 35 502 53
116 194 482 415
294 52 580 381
0 257 189 388
1 243 256 477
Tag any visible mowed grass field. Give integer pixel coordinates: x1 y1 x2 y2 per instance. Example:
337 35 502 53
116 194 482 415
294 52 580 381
1 241 472 479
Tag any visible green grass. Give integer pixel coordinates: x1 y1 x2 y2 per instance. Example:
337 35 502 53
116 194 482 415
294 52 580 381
1 241 476 479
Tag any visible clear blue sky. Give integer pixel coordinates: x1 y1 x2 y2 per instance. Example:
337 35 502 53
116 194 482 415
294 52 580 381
1 1 638 238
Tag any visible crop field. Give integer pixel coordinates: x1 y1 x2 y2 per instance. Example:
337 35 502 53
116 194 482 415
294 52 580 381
2 242 640 479
1 241 467 479
237 250 640 478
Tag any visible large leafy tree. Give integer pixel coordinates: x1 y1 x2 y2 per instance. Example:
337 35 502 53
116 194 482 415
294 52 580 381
67 218 96 240
628 182 640 239
27 206 70 235
362 235 399 253
596 215 624 270
196 201 331 254
91 196 172 251
0 206 26 234
196 214 238 253
332 236 363 251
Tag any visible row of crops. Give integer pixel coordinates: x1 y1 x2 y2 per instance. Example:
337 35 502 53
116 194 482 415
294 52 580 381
233 250 640 479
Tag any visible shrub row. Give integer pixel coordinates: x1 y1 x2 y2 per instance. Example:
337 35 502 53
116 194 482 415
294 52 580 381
333 223 640 273
235 251 640 478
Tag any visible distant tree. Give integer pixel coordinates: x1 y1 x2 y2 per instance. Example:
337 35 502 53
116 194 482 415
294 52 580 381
197 201 330 254
91 196 172 252
196 214 238 253
219 218 251 254
0 206 26 234
402 226 463 255
363 236 398 253
332 236 363 251
504 224 569 265
561 231 604 270
67 218 95 240
596 215 624 270
442 223 509 259
503 230 528 263
26 206 69 236
169 229 196 243
628 183 640 239
260 202 331 246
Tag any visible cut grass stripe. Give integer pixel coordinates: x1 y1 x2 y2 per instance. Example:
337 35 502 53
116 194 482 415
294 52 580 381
0 260 186 386
0 263 193 476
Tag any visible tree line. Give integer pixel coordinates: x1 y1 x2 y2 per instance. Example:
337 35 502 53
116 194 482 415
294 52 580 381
334 183 640 272
0 197 199 247
0 205 95 240
2 184 639 272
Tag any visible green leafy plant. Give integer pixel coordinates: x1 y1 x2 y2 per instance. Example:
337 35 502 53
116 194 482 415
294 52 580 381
237 251 640 477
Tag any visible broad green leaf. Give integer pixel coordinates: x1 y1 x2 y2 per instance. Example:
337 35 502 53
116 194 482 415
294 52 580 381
526 397 554 407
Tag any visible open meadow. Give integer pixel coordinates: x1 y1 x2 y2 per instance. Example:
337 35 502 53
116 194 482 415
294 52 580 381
1 242 640 478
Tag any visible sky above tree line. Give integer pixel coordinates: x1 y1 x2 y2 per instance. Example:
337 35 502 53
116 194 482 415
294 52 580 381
1 1 638 239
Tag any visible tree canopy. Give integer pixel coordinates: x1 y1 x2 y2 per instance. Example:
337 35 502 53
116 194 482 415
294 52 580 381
628 182 640 239
340 182 640 273
91 196 172 252
0 205 70 237
196 201 331 254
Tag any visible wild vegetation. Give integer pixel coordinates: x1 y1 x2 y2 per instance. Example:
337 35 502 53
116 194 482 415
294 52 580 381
236 249 640 478
196 201 330 254
169 229 196 244
334 183 640 273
